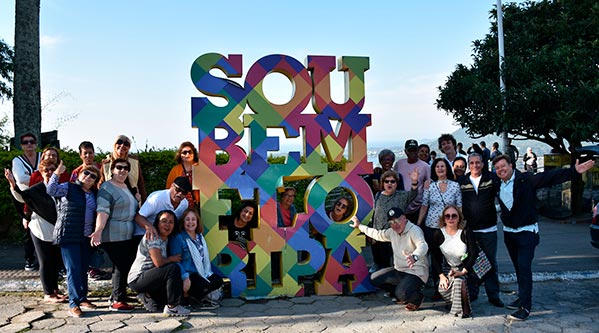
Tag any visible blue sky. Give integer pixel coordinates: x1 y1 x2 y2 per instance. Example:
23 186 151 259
0 1 517 153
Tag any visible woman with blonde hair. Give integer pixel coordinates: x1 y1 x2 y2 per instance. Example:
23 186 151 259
169 208 223 308
431 205 475 318
100 135 146 201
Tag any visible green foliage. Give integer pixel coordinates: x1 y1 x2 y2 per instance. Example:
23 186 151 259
0 38 13 102
136 149 177 194
0 148 349 240
437 0 599 153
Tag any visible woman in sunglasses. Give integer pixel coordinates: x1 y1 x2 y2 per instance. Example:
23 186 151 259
47 160 101 318
430 205 475 318
370 169 419 272
328 196 353 222
417 157 462 300
5 160 65 303
100 135 146 202
166 142 199 208
29 147 71 185
90 159 139 312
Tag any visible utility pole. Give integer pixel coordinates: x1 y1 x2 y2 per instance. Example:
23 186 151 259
497 0 509 152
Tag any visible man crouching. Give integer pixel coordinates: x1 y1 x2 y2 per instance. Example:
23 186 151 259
350 207 429 311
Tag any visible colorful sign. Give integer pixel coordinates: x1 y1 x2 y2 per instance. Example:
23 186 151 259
191 53 375 298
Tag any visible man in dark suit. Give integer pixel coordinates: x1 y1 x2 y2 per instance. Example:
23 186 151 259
492 154 595 320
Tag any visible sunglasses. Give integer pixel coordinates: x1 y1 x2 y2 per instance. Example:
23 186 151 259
444 213 459 220
82 170 98 180
115 139 131 147
42 168 56 173
115 165 130 171
173 184 189 195
336 202 348 209
180 150 193 156
21 139 36 145
383 179 396 184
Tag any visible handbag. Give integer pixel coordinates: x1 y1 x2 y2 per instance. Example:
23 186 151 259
472 243 492 279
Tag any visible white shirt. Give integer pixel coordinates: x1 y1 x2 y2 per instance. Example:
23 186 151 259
137 189 188 236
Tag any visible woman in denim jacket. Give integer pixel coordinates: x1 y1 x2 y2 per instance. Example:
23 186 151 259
169 208 223 307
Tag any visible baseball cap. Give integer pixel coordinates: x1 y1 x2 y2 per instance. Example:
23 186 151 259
405 139 418 150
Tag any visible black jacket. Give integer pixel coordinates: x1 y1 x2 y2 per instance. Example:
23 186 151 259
494 168 577 229
457 171 497 231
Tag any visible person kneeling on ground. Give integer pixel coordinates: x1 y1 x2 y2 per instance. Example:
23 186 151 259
349 207 429 311
169 208 223 308
127 210 190 316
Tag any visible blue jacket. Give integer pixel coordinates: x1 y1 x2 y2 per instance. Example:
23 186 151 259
169 231 212 281
494 168 577 229
52 183 91 245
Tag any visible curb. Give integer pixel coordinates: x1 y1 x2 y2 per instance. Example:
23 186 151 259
3 271 599 293
498 270 599 284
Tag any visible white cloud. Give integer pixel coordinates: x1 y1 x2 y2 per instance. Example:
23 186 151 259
40 35 61 47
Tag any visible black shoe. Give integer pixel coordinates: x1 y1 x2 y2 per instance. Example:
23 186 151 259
505 299 520 310
508 307 530 321
489 298 505 308
24 260 36 271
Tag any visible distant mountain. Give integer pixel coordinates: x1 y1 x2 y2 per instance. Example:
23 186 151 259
368 128 554 167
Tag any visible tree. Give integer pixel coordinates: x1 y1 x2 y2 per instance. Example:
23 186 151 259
437 0 599 153
436 0 599 215
0 38 13 102
13 0 41 146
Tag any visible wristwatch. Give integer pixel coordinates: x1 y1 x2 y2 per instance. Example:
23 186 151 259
412 254 419 262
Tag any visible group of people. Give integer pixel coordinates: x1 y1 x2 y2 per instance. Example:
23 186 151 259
7 132 594 322
6 134 222 318
355 134 594 320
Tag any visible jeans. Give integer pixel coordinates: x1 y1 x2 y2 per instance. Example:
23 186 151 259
470 231 501 301
371 267 424 305
129 263 183 307
102 239 137 303
31 234 62 295
61 242 92 308
504 230 540 310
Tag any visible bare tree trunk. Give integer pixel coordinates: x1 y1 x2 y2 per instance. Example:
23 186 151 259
13 0 41 148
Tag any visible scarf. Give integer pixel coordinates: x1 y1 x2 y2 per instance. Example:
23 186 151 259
186 235 213 280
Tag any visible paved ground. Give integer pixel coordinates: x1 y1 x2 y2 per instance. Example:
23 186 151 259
0 216 598 332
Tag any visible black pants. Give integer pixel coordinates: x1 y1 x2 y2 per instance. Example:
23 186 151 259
129 263 183 307
188 273 223 300
421 225 440 287
469 231 501 302
102 239 137 303
31 234 61 295
23 228 36 263
371 267 424 305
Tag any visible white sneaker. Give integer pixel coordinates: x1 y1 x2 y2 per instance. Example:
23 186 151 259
163 305 191 317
